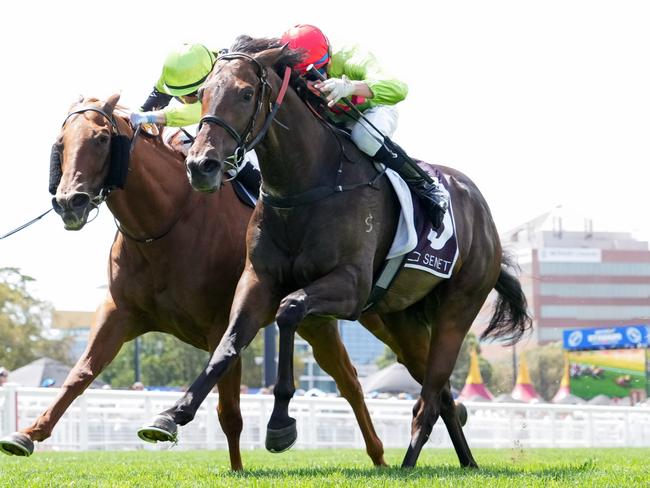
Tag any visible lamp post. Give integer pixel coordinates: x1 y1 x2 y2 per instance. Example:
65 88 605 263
264 324 277 387
134 336 141 383
511 342 517 388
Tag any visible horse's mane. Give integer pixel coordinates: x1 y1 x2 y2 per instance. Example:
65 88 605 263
228 36 329 117
229 35 304 70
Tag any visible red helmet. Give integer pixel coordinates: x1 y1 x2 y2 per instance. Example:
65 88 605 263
281 24 330 74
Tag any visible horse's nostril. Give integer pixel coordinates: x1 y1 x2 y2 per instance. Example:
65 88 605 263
200 158 221 174
186 160 199 172
70 193 91 209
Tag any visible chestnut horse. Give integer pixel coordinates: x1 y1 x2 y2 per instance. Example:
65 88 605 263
142 37 532 469
0 95 387 469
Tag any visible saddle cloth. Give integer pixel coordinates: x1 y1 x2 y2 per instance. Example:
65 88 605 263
385 163 459 279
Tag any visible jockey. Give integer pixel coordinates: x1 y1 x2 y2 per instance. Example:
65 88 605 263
129 43 260 193
281 25 449 228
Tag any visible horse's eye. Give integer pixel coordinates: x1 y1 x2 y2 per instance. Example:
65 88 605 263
242 90 254 102
94 133 110 145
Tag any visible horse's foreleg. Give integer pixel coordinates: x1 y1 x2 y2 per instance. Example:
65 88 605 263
299 318 386 466
0 300 135 457
139 267 278 442
216 358 244 471
267 266 369 453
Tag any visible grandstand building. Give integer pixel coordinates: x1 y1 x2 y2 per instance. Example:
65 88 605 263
500 207 650 344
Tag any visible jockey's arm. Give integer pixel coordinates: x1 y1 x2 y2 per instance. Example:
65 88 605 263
130 102 200 127
131 80 202 127
314 44 407 108
347 80 374 99
141 87 173 112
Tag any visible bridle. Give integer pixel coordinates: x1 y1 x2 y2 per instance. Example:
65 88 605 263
197 52 291 175
55 106 131 206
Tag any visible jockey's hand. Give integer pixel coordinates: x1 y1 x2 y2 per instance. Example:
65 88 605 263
129 111 158 127
314 75 355 107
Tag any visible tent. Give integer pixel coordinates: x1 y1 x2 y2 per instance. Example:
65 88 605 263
7 357 105 388
493 393 524 403
554 394 586 405
587 394 612 406
361 363 421 396
511 354 542 403
457 348 493 401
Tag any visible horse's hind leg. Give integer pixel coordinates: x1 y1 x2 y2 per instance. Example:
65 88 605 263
439 381 476 468
401 297 486 469
0 300 136 456
215 357 244 471
299 318 386 467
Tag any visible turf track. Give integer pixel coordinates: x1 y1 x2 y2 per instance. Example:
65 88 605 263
0 448 647 487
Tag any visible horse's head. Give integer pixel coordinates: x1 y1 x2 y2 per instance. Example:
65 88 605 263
186 37 298 192
50 94 129 230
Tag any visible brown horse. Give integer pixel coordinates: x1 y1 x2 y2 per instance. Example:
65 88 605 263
143 37 532 469
0 95 388 469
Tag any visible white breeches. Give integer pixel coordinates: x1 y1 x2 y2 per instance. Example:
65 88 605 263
347 105 399 156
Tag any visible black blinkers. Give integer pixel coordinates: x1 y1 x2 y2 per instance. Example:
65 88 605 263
49 107 131 195
49 143 63 195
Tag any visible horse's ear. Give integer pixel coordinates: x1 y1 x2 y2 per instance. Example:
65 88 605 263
254 46 287 68
69 94 84 110
103 93 121 113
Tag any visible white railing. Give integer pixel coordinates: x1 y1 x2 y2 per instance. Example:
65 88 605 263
1 385 649 452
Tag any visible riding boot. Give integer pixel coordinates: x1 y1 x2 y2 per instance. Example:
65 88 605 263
374 142 449 229
234 160 262 196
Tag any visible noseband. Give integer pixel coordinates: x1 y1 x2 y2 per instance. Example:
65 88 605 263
197 53 291 171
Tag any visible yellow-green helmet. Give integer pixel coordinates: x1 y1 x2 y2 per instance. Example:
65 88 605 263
162 43 216 96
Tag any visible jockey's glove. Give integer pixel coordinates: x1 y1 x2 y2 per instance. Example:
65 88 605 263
129 111 158 127
315 75 356 107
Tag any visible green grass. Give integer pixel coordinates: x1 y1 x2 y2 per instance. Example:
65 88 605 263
0 448 648 487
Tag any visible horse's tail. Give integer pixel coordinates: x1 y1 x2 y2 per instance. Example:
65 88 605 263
481 253 533 344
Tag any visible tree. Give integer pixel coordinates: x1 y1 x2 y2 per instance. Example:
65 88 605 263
100 331 265 389
524 342 564 401
487 342 565 400
375 345 396 369
487 357 515 396
0 267 71 370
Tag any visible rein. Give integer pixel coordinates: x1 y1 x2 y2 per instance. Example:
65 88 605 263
260 90 385 209
0 208 53 240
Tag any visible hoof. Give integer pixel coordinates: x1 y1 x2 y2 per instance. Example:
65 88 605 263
137 415 178 444
0 432 34 457
265 418 297 453
455 401 468 427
